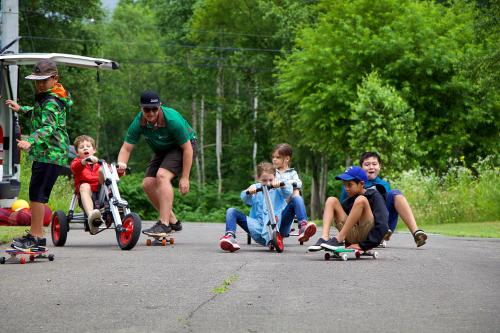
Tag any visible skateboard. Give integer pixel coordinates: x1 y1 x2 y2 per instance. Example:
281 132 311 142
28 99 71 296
323 247 378 261
1 247 55 264
146 234 174 246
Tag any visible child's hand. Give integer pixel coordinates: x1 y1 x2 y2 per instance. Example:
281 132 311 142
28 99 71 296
5 99 20 112
272 180 282 188
247 184 257 194
88 156 99 164
16 139 31 150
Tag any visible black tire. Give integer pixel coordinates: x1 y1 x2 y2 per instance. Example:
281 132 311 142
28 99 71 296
116 212 142 250
247 234 251 245
51 211 68 247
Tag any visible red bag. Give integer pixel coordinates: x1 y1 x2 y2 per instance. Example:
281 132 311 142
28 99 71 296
0 205 52 226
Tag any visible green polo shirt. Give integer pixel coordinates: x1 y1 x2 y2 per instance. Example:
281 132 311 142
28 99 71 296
124 106 196 152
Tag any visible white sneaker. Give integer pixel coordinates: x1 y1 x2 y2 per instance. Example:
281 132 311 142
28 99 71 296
88 209 102 234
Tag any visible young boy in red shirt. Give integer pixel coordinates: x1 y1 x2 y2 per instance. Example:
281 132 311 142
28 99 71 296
70 135 103 234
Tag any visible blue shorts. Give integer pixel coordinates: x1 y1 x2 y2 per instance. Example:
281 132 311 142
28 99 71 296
29 161 63 203
386 189 403 231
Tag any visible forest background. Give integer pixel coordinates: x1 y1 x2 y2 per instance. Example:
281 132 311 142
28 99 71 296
13 0 499 226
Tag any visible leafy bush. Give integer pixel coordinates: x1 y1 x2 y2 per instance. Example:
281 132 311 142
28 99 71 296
393 155 500 225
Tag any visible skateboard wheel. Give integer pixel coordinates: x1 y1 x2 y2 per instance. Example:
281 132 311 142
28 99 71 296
146 239 152 246
20 257 26 264
169 238 174 245
29 255 35 262
341 253 348 261
161 239 167 246
299 241 303 245
0 257 5 264
48 254 55 261
355 251 361 259
324 252 330 261
373 251 379 259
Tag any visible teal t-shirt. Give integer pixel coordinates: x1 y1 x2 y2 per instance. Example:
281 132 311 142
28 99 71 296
124 106 196 152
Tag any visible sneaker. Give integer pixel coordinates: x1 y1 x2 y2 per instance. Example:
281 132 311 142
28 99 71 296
308 237 328 252
219 234 240 252
11 233 46 251
321 237 345 250
384 229 393 241
88 209 102 234
142 221 171 236
170 220 183 232
297 221 317 243
413 229 427 247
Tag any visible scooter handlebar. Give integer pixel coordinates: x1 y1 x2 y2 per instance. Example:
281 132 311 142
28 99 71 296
246 182 285 195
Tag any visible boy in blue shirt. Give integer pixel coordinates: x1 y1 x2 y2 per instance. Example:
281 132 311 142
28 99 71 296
340 152 427 247
219 162 294 252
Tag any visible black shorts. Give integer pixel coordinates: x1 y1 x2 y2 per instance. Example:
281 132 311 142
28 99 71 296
145 139 197 178
29 161 63 203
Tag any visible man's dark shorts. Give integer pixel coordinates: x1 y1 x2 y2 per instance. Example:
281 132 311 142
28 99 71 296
145 139 197 178
29 161 63 203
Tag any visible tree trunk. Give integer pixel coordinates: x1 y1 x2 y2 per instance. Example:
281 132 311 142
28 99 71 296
200 95 206 185
216 62 224 196
191 94 201 188
319 156 328 205
252 80 258 178
309 156 322 220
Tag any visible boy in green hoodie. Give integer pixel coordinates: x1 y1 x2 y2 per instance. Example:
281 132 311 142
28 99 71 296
5 59 72 250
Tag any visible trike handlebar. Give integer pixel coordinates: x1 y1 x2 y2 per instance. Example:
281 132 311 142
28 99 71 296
246 181 286 195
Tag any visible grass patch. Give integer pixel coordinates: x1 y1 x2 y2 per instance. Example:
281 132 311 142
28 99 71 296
0 226 30 244
421 221 500 238
212 275 239 294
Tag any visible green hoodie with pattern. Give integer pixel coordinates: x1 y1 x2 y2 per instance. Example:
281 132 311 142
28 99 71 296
19 82 72 166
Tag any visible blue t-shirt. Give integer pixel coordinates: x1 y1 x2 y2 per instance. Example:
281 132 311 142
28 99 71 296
340 176 391 202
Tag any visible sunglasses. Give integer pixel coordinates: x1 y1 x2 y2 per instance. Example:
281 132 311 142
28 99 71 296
142 107 159 114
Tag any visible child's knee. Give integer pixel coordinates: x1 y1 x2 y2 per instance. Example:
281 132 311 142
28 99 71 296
79 183 91 193
353 195 369 207
325 196 339 207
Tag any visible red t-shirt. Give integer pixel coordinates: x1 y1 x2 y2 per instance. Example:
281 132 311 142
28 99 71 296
70 157 101 192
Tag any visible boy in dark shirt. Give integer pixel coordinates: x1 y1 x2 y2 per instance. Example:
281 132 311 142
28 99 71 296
309 166 389 251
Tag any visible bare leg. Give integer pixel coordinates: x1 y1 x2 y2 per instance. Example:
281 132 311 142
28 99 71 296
321 197 347 239
79 183 94 216
336 196 373 242
143 169 176 225
29 201 45 238
394 195 418 234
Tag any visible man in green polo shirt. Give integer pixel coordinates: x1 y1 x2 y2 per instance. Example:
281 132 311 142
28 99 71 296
117 91 197 236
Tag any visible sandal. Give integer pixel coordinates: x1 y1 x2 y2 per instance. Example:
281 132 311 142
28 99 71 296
413 229 427 247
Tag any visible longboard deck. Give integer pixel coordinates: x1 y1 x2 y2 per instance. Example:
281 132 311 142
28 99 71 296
323 247 378 261
145 234 174 246
1 247 54 264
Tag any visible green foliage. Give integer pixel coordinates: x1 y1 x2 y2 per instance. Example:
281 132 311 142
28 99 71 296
349 71 419 173
393 155 500 225
119 173 249 222
275 0 495 171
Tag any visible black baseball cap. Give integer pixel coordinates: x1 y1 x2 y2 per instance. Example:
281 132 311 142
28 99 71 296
140 91 161 107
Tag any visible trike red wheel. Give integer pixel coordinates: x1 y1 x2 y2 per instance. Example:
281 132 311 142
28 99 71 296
51 211 68 247
116 212 142 250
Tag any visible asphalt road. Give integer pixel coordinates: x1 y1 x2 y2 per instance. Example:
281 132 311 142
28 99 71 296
1 222 499 333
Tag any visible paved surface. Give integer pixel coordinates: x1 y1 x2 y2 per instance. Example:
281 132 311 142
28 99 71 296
1 222 499 333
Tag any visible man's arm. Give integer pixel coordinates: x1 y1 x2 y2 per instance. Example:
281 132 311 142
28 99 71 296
117 142 135 170
178 140 193 195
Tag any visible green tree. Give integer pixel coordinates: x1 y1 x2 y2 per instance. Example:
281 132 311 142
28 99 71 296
349 71 419 174
276 0 482 171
